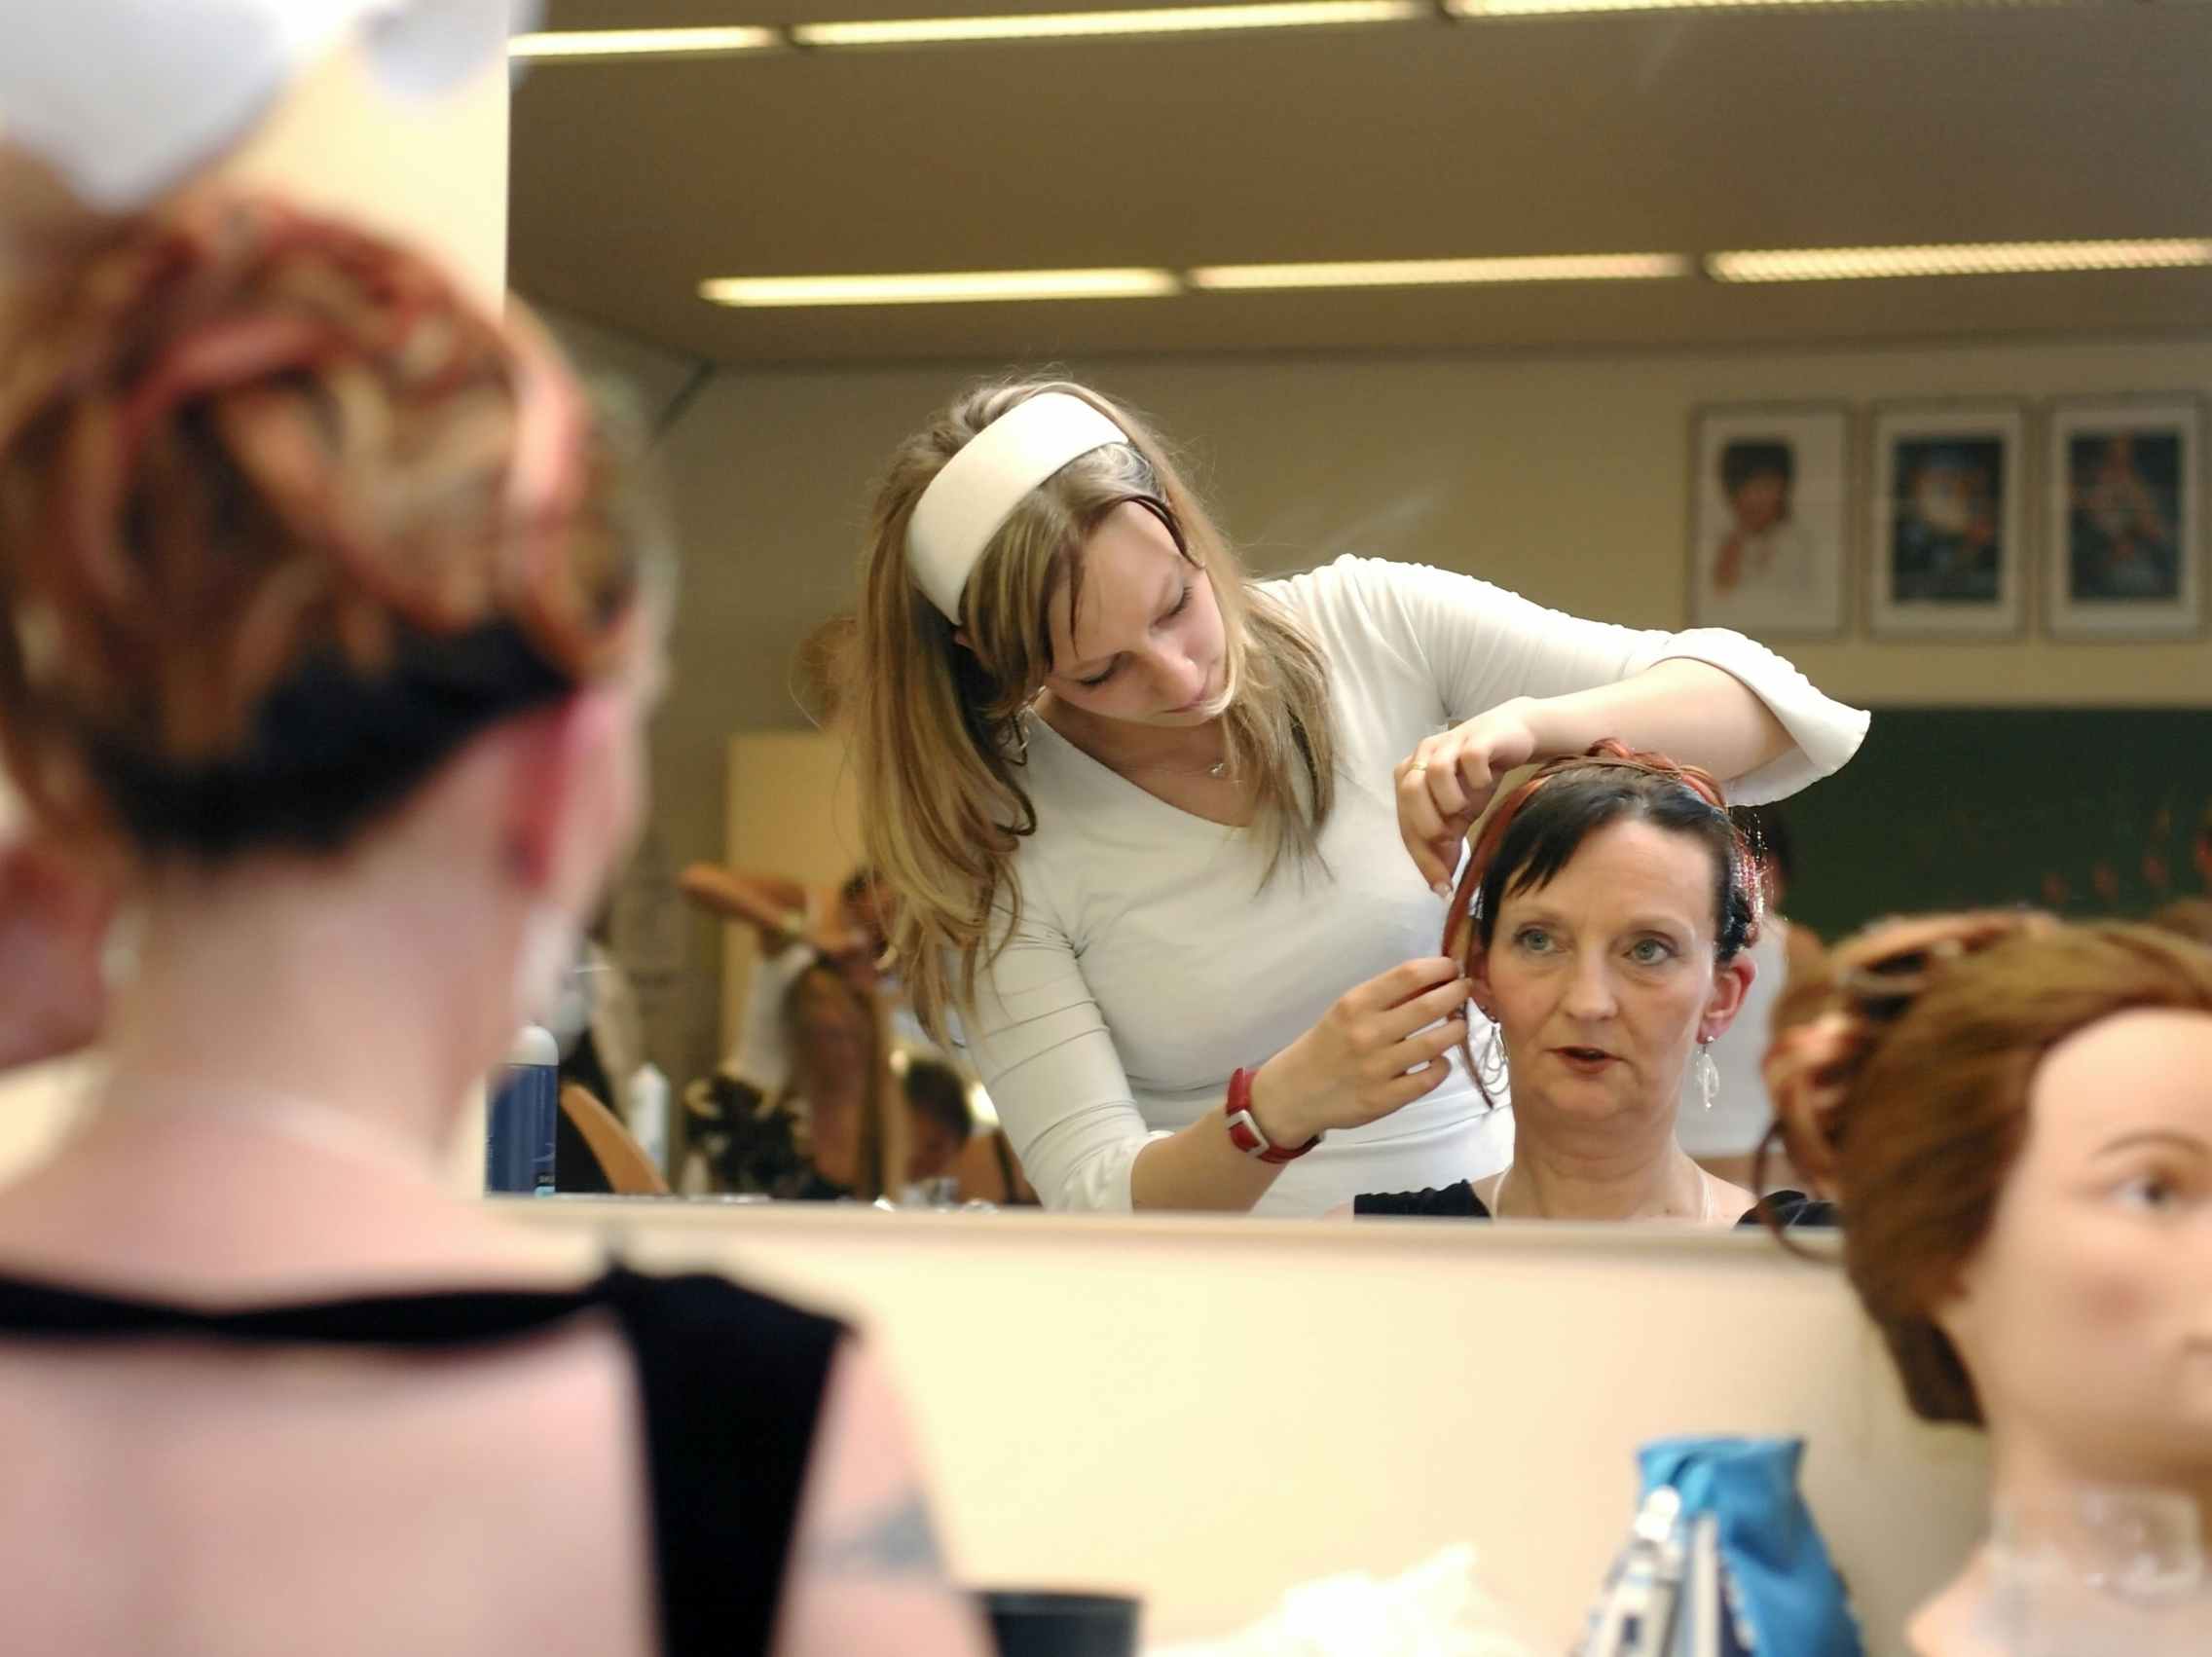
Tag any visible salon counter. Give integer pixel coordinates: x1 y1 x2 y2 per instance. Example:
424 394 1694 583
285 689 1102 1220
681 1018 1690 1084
509 1197 1987 1654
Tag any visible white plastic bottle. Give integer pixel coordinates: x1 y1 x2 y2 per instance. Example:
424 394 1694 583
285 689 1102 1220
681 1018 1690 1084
626 1060 669 1177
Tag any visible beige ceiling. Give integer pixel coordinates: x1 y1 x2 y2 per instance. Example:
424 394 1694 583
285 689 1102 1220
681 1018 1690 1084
511 0 2212 364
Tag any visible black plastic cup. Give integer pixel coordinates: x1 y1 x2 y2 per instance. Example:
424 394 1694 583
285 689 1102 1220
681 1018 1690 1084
978 1589 1142 1657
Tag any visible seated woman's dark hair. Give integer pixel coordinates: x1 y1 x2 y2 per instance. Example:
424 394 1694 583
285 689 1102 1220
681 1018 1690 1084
901 1058 975 1145
0 194 658 864
1444 740 1764 1104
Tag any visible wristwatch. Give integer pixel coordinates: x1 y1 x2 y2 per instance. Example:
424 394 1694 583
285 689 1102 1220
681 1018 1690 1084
1224 1067 1321 1164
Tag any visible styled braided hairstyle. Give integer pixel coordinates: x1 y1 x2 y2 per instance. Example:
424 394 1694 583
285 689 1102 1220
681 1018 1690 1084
1761 912 2212 1424
1442 738 1766 1105
0 193 656 862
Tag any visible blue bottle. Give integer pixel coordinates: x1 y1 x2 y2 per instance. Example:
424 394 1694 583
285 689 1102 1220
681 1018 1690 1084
486 1024 559 1196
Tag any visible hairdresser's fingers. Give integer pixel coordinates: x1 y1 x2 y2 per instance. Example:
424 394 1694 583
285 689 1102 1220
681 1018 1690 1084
1447 742 1501 827
1410 732 1472 823
1346 957 1463 1016
1395 773 1456 891
1369 1054 1456 1117
1376 975 1475 1043
1381 1014 1468 1077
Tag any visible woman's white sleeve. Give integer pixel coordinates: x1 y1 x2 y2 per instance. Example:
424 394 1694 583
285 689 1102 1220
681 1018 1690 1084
960 902 1166 1213
1350 556 1869 805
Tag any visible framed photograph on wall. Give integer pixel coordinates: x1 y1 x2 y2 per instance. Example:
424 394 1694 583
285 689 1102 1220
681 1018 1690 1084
2046 395 2202 640
1686 405 1850 638
1868 402 2028 638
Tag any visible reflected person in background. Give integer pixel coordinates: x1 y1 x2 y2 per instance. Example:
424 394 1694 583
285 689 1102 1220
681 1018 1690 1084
682 958 910 1202
846 379 1868 1216
0 197 981 1657
1766 914 2212 1655
1356 743 1830 1227
902 1056 977 1188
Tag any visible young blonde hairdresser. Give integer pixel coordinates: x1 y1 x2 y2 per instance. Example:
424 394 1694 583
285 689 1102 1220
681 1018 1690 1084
849 381 1869 1215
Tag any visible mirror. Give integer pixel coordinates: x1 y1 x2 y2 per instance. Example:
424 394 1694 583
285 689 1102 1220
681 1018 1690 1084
508 0 2212 1216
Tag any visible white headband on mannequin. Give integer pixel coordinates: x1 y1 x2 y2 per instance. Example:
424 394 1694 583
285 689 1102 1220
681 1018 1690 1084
0 0 532 212
905 392 1128 621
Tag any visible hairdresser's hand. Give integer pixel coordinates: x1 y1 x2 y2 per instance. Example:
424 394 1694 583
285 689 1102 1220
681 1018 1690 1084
1395 699 1542 897
1248 958 1471 1145
0 836 114 1072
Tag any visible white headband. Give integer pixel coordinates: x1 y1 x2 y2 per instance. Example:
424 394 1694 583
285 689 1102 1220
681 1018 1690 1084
0 0 532 212
905 392 1128 621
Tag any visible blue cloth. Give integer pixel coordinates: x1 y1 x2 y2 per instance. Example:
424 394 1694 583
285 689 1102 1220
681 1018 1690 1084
1638 1436 1863 1657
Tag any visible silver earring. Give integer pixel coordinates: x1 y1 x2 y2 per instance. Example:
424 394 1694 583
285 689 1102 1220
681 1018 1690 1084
1694 1041 1720 1111
1472 1015 1509 1090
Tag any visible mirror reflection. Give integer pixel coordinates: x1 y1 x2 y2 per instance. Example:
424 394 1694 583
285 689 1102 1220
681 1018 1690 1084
498 2 2212 1220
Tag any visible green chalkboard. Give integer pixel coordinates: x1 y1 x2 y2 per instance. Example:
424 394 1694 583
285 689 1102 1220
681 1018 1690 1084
1781 708 2212 940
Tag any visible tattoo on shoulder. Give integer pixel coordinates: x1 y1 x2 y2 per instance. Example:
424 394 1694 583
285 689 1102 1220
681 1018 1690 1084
807 1491 945 1578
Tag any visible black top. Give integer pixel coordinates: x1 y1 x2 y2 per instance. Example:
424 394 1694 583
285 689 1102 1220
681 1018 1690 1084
0 1265 846 1656
689 1073 854 1202
1354 1183 1838 1228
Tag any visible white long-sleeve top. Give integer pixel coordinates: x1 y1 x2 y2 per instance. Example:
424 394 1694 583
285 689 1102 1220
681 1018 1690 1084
966 555 1869 1216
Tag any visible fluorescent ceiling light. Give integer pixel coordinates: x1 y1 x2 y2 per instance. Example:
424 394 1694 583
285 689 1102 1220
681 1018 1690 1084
1450 0 1929 13
699 269 1183 307
1188 253 1688 289
1707 239 2212 282
508 26 782 58
793 0 1420 44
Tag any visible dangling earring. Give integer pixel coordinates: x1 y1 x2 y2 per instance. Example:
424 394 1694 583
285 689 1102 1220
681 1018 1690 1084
1472 1014 1509 1091
1004 691 1041 764
1693 1039 1720 1111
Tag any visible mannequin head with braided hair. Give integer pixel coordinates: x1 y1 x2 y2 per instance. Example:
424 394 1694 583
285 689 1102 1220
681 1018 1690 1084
1439 740 1768 1223
0 190 666 1104
1764 911 2212 1648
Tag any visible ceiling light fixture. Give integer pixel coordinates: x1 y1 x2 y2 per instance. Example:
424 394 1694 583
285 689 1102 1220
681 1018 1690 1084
1449 0 1932 14
791 0 1423 46
699 269 1184 307
508 26 783 58
1706 239 2212 282
1188 253 1689 289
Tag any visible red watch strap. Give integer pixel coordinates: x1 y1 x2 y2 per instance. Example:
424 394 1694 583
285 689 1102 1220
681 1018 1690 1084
1225 1067 1321 1164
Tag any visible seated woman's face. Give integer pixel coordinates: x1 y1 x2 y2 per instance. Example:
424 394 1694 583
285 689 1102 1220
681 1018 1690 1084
1477 818 1747 1124
1938 1009 2212 1484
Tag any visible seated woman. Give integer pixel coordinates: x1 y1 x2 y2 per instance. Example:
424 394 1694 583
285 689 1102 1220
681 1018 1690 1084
1764 914 2212 1654
0 195 981 1656
682 959 908 1202
1356 741 1829 1227
901 1056 976 1188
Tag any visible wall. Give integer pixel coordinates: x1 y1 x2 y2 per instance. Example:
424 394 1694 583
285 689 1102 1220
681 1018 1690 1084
582 331 2212 1086
513 1198 1990 1655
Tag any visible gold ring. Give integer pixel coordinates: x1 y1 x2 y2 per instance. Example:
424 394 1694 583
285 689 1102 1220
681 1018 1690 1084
1409 762 1428 774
